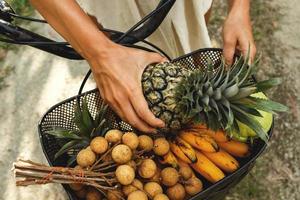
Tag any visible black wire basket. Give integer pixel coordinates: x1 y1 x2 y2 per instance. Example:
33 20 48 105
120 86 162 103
38 48 272 200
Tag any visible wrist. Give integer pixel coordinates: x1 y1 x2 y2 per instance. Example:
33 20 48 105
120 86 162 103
79 31 116 61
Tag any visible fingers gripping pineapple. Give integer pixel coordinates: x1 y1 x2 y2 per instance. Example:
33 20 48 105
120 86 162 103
142 54 288 141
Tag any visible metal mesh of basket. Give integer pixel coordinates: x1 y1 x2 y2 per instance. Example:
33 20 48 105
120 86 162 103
38 48 272 200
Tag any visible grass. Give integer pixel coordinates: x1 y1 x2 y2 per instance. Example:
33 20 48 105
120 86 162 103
0 0 33 89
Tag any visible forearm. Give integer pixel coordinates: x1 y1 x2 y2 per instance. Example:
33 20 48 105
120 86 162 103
29 0 112 59
228 0 250 16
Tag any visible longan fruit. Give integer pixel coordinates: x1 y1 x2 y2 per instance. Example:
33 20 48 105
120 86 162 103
184 177 203 196
179 166 193 180
144 182 163 198
107 190 124 200
131 179 143 190
149 168 161 183
115 165 135 185
69 182 84 191
112 144 132 164
105 129 123 143
161 167 179 187
154 194 170 200
138 135 154 152
86 187 102 200
86 146 92 151
76 149 96 167
127 190 148 200
153 138 170 156
126 160 137 171
90 136 108 154
75 187 87 198
122 132 139 150
166 183 186 200
122 179 143 196
138 159 157 178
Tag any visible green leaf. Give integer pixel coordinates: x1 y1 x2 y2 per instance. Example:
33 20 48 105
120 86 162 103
48 128 82 140
201 95 209 106
224 83 239 98
214 59 226 87
232 107 269 143
218 104 229 130
94 103 108 126
228 55 247 86
204 111 220 131
243 97 289 113
238 47 254 86
229 55 244 77
229 87 257 100
54 140 79 160
74 103 90 137
81 98 94 132
231 103 263 117
213 88 222 100
209 99 221 120
255 78 282 92
220 70 230 91
211 63 223 84
221 98 234 129
67 155 77 167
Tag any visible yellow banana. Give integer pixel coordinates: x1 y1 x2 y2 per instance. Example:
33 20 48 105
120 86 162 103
208 130 229 143
175 137 197 163
159 151 179 169
179 131 219 153
170 141 192 164
177 158 190 167
190 123 229 143
191 150 225 183
217 141 250 158
202 149 239 173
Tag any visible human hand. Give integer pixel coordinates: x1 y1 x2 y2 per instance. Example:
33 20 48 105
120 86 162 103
222 1 256 64
87 42 167 133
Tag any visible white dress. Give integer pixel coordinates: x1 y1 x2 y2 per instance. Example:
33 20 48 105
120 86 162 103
78 0 213 59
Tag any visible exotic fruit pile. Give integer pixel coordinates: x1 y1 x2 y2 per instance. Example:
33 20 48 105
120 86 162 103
142 54 287 142
13 53 288 200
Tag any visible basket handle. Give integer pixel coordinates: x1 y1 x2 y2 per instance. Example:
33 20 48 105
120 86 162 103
0 0 175 59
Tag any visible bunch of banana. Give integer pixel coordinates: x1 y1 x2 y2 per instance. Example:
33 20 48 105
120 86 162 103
160 125 251 183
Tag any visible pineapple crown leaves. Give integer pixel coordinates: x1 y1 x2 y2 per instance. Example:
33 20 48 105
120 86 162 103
175 51 288 142
47 97 109 162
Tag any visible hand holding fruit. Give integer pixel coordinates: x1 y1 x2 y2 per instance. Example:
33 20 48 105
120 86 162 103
88 42 166 133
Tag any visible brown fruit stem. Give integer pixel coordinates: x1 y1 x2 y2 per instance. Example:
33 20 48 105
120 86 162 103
90 142 120 171
94 163 117 172
13 160 118 190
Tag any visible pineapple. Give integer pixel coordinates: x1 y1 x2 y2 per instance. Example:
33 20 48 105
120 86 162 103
142 53 288 142
48 98 109 165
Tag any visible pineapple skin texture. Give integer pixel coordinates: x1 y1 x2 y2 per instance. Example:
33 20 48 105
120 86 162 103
142 62 189 132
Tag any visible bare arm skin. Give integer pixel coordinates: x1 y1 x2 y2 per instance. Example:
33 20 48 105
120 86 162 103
30 0 166 133
223 0 256 64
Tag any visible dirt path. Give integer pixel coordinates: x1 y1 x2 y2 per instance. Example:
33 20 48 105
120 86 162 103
226 0 300 199
0 27 95 199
